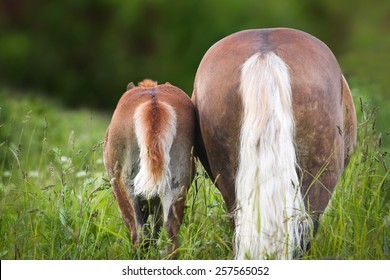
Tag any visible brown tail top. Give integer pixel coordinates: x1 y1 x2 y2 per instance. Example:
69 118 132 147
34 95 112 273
138 79 158 88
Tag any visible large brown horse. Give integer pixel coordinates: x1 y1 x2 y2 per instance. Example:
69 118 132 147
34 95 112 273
104 80 195 255
192 28 357 259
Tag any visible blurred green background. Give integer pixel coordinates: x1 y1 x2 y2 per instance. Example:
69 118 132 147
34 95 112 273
1 0 389 109
1 0 389 261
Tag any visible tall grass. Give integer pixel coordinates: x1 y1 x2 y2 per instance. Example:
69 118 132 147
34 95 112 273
0 89 388 260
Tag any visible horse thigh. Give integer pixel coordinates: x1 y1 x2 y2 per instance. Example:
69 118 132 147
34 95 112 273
294 89 345 227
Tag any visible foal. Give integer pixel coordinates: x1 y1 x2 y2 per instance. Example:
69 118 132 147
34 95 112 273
104 80 195 255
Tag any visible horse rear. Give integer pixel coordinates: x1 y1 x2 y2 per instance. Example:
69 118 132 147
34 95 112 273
192 28 357 259
104 80 195 255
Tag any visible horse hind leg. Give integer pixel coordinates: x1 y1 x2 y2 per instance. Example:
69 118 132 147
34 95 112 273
109 164 144 246
160 146 193 258
160 181 188 258
115 160 161 249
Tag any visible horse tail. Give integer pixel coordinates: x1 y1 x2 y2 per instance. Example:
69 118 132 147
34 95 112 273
133 98 177 199
235 52 312 259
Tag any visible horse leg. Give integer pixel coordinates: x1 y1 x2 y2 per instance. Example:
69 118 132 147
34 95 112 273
160 144 193 257
300 149 344 232
159 183 188 258
110 166 144 246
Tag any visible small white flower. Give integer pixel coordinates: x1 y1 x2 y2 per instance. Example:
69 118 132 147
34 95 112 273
61 156 71 164
76 170 87 178
28 171 39 178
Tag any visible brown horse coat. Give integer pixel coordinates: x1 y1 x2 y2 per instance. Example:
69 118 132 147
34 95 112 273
104 80 195 255
192 28 357 259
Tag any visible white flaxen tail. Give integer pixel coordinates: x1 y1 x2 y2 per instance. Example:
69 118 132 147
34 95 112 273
133 100 177 199
235 52 313 259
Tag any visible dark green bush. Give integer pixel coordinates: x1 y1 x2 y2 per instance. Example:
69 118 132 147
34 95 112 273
0 0 388 109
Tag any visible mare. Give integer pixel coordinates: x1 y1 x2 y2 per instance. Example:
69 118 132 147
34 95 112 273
192 28 357 259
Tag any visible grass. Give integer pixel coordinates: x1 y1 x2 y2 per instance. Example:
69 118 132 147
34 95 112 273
0 88 389 260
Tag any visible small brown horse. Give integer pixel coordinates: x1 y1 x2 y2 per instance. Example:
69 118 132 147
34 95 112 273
192 28 357 259
104 80 195 255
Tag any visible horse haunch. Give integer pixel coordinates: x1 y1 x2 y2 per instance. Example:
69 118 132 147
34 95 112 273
192 28 357 259
104 80 196 256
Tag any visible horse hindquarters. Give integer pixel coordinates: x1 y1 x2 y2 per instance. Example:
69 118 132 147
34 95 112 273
193 28 357 260
104 81 195 256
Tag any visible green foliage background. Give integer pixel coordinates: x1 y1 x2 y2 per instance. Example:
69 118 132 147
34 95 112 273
1 0 389 107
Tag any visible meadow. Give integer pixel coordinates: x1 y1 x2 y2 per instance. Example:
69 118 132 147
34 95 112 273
0 87 389 260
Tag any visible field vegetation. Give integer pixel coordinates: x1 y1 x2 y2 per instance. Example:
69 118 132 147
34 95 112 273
0 86 388 260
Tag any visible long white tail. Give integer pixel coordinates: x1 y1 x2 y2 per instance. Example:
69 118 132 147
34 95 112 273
133 100 177 199
235 52 312 259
